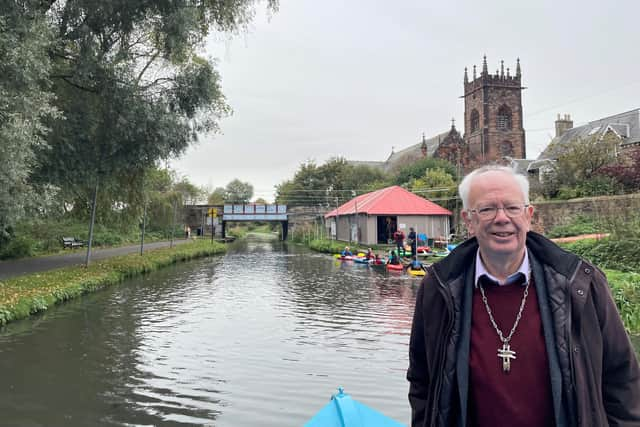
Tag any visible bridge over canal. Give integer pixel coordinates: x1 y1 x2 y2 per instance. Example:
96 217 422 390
184 204 331 242
184 204 290 240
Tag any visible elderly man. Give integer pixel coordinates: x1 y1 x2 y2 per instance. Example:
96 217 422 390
407 165 640 427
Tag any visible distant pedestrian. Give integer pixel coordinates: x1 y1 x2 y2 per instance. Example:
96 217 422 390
408 227 417 257
393 228 405 256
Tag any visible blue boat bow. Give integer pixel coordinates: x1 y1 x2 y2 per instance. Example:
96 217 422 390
304 387 405 427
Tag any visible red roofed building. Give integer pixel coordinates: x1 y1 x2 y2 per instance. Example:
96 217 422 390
324 186 452 245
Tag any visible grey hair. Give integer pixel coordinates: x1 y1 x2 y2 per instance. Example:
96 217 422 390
458 164 530 209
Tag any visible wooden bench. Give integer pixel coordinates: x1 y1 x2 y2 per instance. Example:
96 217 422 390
61 237 85 249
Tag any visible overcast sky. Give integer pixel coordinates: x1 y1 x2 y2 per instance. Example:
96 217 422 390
171 0 640 202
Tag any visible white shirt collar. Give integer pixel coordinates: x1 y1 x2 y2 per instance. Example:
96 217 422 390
474 249 530 288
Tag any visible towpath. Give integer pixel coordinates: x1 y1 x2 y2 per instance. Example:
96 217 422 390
0 239 192 281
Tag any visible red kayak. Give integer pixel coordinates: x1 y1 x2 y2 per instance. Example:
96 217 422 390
387 263 403 271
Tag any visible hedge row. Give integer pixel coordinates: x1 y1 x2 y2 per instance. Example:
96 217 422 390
561 238 640 272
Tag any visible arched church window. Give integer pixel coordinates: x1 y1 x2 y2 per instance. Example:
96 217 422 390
470 109 480 133
499 141 514 157
497 105 512 130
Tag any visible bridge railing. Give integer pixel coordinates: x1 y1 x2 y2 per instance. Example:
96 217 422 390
223 204 287 221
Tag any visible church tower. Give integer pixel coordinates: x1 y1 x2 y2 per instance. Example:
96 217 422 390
462 56 526 172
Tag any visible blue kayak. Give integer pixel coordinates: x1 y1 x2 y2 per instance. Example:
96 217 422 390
304 387 405 427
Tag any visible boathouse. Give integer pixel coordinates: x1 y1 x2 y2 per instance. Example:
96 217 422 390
324 185 452 245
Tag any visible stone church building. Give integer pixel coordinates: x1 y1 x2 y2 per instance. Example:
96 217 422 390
353 56 527 174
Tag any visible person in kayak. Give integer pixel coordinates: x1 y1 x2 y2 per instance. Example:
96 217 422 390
388 250 401 265
365 248 375 259
407 257 423 272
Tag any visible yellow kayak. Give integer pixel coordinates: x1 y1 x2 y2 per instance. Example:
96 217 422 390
407 268 425 277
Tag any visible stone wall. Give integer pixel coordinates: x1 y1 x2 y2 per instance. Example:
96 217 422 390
530 193 640 234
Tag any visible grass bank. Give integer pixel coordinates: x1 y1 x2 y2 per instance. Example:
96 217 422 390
0 240 226 326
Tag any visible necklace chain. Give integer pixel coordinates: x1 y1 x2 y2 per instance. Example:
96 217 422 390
478 271 530 344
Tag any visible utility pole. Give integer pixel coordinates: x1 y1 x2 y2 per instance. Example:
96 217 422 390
170 198 177 248
354 195 358 245
335 197 339 241
84 177 99 267
140 200 147 255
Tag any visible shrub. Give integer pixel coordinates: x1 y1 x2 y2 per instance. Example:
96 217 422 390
605 270 640 334
561 238 640 272
0 236 36 259
547 215 600 238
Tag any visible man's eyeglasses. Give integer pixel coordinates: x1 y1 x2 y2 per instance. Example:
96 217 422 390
467 204 529 220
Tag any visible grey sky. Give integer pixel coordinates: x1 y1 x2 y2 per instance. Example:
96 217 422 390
171 0 640 202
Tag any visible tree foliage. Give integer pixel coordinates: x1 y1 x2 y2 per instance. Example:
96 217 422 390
542 133 622 198
0 6 58 245
225 179 254 203
599 148 640 192
207 187 226 205
409 168 457 201
275 157 386 206
393 157 457 187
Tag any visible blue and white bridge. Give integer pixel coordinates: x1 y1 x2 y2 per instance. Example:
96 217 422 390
222 204 289 240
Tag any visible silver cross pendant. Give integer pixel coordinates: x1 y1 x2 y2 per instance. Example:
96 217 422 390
497 342 516 373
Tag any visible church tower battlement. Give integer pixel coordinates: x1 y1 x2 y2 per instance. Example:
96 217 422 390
462 56 526 172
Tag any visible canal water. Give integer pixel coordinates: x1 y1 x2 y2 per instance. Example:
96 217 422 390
0 236 418 426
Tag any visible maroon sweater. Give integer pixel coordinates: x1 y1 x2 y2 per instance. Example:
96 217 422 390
469 276 555 427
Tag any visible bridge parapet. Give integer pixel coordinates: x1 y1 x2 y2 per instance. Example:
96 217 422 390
223 204 287 221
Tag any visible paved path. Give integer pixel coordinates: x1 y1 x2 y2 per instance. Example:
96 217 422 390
550 233 610 244
0 239 192 281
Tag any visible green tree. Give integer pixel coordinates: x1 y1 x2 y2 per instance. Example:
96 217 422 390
207 187 227 205
543 133 621 198
225 179 254 203
174 179 204 205
409 167 457 211
0 7 58 246
28 0 277 261
393 157 457 187
410 168 457 199
276 160 329 206
275 157 387 207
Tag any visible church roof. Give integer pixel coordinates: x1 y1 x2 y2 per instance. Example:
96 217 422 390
539 108 640 159
384 131 450 171
324 185 452 218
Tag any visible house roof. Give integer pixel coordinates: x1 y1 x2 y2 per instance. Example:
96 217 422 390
538 108 640 159
324 185 452 218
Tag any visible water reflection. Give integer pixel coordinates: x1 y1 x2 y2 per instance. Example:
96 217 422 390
0 237 416 426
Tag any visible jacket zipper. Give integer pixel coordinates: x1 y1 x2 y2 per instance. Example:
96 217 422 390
429 268 455 427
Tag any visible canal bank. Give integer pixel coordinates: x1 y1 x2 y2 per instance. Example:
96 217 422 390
0 240 226 326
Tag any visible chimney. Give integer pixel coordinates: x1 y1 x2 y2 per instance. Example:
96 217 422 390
555 113 573 137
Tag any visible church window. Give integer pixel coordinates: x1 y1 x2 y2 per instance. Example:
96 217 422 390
470 109 480 133
500 141 514 157
497 105 512 130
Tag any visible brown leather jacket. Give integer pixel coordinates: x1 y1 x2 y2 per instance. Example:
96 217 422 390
407 232 640 427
